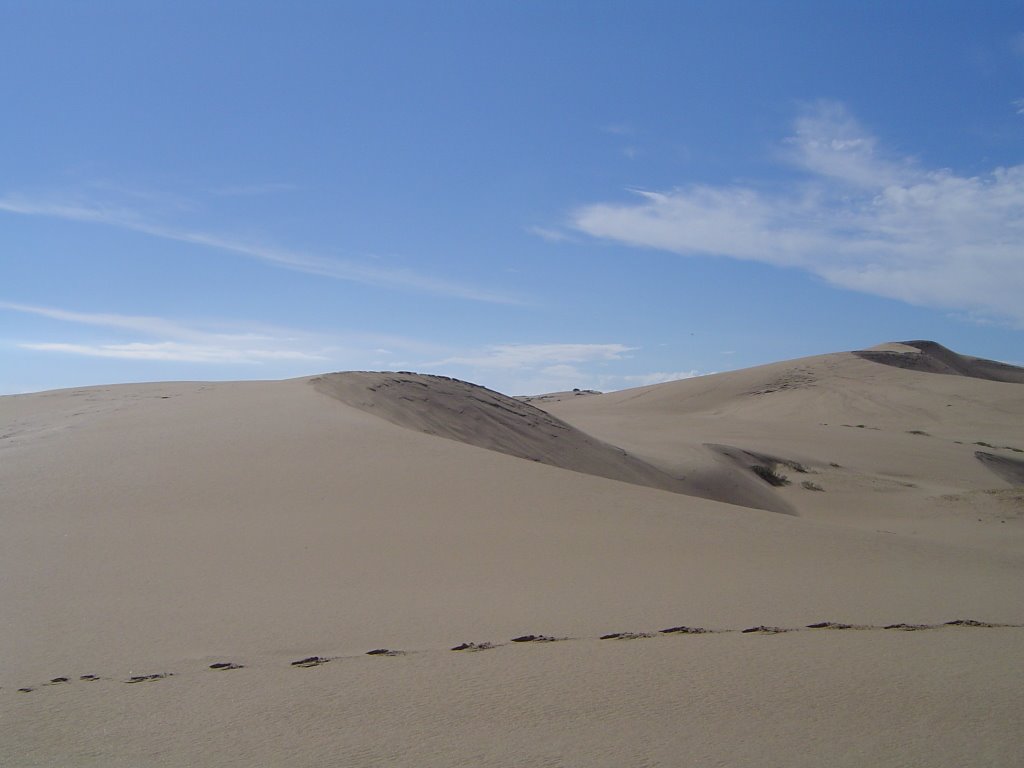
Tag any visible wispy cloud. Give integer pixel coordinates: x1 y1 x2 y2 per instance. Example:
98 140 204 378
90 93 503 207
209 182 299 197
602 123 633 136
0 194 517 304
20 341 323 364
571 101 1024 325
422 342 639 395
611 370 700 387
526 225 577 243
431 343 635 369
2 301 331 365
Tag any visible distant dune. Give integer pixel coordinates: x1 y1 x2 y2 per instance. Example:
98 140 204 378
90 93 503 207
543 340 1024 534
853 340 1024 383
2 341 1022 767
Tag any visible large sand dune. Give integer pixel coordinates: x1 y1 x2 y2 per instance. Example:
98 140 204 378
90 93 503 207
543 340 1024 546
2 341 1022 766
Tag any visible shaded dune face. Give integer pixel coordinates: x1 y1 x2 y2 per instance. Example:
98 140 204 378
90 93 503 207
311 372 797 515
854 340 1024 384
310 371 691 497
975 451 1024 485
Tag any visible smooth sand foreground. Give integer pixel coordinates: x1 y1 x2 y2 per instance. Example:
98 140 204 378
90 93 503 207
2 341 1022 766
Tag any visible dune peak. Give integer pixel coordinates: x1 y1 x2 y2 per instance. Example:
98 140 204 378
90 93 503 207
854 340 1024 383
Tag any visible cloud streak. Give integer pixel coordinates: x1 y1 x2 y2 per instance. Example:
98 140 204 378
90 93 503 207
571 101 1024 324
20 341 324 364
431 343 635 369
1 301 332 365
0 195 517 304
422 342 641 396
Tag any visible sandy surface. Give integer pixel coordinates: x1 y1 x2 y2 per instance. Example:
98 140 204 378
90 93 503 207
2 341 1022 766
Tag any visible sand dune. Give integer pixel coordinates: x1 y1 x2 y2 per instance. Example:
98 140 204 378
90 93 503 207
543 340 1024 545
854 340 1024 383
1 341 1022 766
312 371 689 495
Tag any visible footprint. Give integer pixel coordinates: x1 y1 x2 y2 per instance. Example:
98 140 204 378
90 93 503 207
79 674 101 681
450 642 495 651
510 634 561 643
806 621 855 630
599 632 653 640
290 656 330 668
125 673 173 684
945 619 999 628
659 625 708 634
365 649 405 656
209 662 244 670
884 623 933 631
741 626 791 634
46 677 70 685
17 687 34 693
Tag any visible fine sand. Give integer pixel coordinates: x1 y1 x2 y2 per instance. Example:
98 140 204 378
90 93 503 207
2 341 1022 767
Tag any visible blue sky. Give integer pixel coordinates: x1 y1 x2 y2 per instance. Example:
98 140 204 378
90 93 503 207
2 1 1022 395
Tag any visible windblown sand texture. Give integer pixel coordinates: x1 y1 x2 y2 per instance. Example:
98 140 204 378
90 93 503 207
2 341 1022 767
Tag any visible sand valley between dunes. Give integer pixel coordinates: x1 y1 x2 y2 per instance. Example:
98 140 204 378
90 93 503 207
2 341 1022 767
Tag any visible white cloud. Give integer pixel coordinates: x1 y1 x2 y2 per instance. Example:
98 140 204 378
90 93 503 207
421 343 639 396
2 301 333 365
527 225 576 243
432 343 635 369
0 195 516 304
610 370 701 387
20 341 325 364
570 101 1024 325
2 301 451 370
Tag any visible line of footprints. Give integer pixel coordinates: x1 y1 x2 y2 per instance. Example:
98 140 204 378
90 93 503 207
13 619 1019 693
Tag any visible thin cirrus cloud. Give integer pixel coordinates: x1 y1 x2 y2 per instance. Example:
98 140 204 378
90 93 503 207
423 344 706 395
430 342 636 369
0 195 517 304
209 182 300 196
1 301 331 365
570 101 1024 325
424 343 640 395
612 370 701 387
21 341 323 364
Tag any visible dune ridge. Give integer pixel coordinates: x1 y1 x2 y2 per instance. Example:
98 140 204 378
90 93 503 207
854 340 1024 383
542 340 1024 542
311 371 692 496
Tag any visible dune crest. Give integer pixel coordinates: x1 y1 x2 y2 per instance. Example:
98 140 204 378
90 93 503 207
310 371 691 496
854 340 1024 383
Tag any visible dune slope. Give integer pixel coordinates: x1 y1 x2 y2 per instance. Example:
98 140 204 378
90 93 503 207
542 340 1024 546
311 371 690 496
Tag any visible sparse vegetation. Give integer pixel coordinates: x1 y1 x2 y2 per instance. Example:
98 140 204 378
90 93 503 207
801 480 824 491
829 462 842 468
907 430 930 436
752 465 790 486
975 441 993 447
